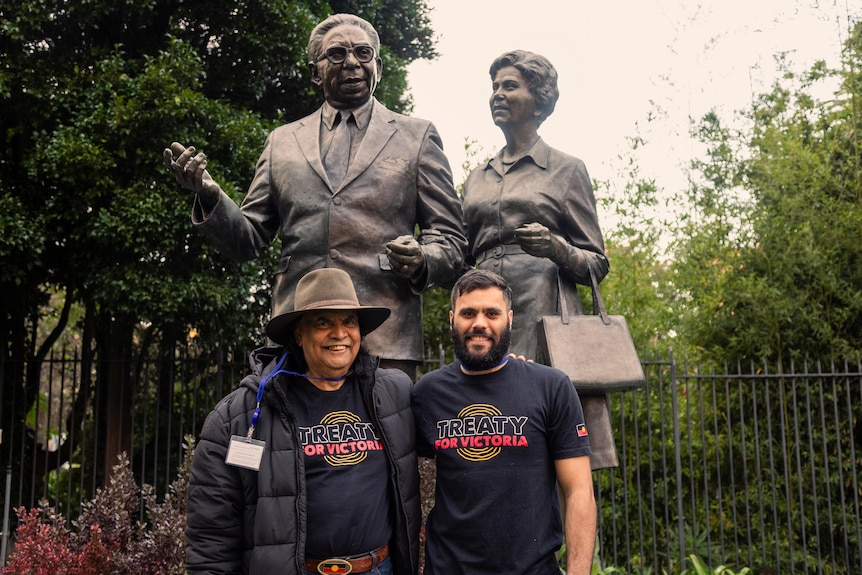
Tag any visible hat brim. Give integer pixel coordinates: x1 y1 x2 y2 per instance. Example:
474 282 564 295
266 306 391 345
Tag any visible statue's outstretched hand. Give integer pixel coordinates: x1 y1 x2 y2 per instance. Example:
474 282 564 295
163 142 220 209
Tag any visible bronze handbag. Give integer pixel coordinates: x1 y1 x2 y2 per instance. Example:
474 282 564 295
538 264 646 394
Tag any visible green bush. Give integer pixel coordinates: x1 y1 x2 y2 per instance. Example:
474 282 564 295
2 438 193 575
592 554 752 574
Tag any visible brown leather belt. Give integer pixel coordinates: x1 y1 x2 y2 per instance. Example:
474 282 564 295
305 543 389 574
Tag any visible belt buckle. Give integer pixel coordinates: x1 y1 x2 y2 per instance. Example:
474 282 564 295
492 245 505 258
317 558 353 574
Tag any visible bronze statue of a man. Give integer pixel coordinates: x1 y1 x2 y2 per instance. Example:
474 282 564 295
165 14 466 379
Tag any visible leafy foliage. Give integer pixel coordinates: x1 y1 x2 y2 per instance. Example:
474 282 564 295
1 0 438 355
1 0 437 505
590 554 753 575
595 23 862 366
596 357 861 574
2 508 111 575
682 554 752 575
2 439 193 575
668 28 862 363
594 128 680 356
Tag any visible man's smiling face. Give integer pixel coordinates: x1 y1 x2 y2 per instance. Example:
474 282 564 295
294 310 361 379
450 287 513 372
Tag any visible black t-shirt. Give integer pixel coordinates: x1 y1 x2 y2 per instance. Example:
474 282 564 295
286 375 392 557
413 359 591 575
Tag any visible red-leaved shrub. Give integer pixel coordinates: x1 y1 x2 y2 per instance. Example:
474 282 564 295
2 438 193 575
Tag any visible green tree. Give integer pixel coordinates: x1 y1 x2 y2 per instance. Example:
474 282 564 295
671 28 862 363
0 0 436 490
595 127 679 357
668 110 754 362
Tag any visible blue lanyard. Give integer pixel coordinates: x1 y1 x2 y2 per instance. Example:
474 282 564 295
245 351 348 439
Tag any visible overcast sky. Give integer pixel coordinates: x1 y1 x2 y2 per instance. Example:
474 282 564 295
406 0 859 205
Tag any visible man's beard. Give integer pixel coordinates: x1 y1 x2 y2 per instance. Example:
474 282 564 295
451 323 512 371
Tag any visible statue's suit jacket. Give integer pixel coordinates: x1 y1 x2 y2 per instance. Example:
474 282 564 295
194 99 466 361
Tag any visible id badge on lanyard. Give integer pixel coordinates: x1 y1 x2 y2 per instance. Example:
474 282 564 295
223 351 346 472
225 436 266 471
223 352 289 472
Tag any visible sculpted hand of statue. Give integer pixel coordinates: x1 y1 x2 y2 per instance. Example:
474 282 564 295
514 222 568 261
163 142 221 212
385 235 427 279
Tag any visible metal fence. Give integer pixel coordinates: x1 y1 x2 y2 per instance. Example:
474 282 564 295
1 348 860 573
597 354 862 574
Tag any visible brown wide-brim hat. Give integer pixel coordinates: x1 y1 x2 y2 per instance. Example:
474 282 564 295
265 268 391 345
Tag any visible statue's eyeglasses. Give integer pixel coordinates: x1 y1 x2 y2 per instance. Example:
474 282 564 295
318 45 376 65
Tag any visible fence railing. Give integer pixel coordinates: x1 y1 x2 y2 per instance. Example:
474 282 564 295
596 354 862 574
1 349 860 573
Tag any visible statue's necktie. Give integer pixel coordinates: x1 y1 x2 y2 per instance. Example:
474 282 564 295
325 110 352 188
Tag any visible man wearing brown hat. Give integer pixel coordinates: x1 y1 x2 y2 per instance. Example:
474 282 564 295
186 268 420 575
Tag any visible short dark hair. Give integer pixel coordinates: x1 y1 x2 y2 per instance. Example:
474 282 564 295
307 13 381 63
450 269 513 311
489 50 559 126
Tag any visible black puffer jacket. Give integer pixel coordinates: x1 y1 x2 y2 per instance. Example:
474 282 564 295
186 346 420 575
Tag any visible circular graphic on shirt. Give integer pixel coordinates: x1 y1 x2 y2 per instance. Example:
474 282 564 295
432 404 531 461
296 411 385 467
320 410 370 466
456 404 504 461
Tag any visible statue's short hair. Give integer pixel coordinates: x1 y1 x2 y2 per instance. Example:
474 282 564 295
450 269 513 311
307 13 381 63
489 50 559 126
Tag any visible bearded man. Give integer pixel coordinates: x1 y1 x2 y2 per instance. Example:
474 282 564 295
412 269 596 575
